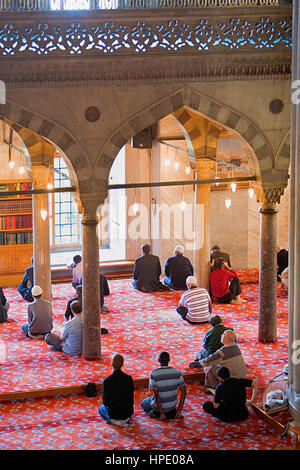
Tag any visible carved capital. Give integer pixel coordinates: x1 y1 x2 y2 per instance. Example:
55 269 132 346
80 192 106 223
254 186 285 205
195 157 216 172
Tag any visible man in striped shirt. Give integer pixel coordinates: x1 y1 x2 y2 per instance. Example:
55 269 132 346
176 276 211 324
141 351 186 420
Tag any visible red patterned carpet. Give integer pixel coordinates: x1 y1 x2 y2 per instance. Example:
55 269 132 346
0 270 293 450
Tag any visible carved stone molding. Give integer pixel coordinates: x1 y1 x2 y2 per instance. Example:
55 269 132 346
0 60 292 88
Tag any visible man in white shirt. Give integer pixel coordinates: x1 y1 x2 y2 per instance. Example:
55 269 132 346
176 276 211 324
45 301 83 355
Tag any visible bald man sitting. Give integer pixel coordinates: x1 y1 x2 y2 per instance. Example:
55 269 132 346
98 354 134 426
200 330 247 391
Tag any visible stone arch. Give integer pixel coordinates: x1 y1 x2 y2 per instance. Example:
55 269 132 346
0 100 90 192
96 86 280 187
275 128 291 172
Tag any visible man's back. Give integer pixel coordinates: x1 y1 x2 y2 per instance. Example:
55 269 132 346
103 369 134 420
165 254 193 289
215 377 252 415
133 254 161 291
61 315 83 355
180 287 211 323
203 324 234 356
202 343 247 379
27 298 53 335
149 366 185 412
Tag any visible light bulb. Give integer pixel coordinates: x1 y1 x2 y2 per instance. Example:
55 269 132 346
133 202 138 215
164 158 170 167
231 182 237 193
225 198 231 209
248 188 254 199
215 176 220 186
19 166 25 175
9 161 15 170
185 165 191 175
40 209 47 220
174 161 179 171
47 182 53 190
180 200 186 211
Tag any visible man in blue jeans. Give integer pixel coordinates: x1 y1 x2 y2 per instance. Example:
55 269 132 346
99 354 134 426
141 351 186 420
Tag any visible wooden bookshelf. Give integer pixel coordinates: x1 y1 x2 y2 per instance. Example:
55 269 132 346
0 181 33 287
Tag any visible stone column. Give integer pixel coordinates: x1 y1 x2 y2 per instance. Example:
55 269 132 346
258 201 278 343
80 195 104 361
193 159 215 291
287 0 300 428
31 165 52 302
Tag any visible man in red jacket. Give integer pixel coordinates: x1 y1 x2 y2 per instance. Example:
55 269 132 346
209 258 246 305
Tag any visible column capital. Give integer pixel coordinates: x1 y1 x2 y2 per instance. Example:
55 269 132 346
195 157 216 172
79 192 106 223
254 185 285 205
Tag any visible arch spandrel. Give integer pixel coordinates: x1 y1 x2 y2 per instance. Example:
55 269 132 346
97 87 289 192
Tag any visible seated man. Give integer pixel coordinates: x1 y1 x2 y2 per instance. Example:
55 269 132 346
67 254 82 290
22 285 53 338
203 366 259 422
45 301 83 355
65 285 82 320
17 257 34 303
280 266 288 292
210 245 231 271
64 285 109 335
200 330 247 389
209 258 246 305
132 244 167 293
77 274 110 313
176 276 211 324
141 351 186 420
189 315 234 367
98 354 134 426
0 286 10 323
100 273 110 313
164 245 194 290
277 246 288 281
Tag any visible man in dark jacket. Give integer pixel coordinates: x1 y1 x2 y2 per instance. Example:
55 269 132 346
17 257 34 302
98 354 134 426
132 244 166 292
163 245 194 290
277 247 288 281
203 366 258 422
210 245 231 271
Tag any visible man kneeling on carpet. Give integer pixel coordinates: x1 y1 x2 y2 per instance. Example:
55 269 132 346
45 301 83 355
203 366 259 422
176 276 211 324
199 330 247 391
98 354 134 426
141 351 186 420
189 315 234 367
209 258 246 305
22 285 53 339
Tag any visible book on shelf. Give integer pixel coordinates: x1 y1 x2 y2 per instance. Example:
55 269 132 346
0 231 33 246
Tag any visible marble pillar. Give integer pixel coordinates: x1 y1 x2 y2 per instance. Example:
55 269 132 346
31 165 52 302
287 0 300 428
193 159 215 291
81 197 102 360
258 202 278 343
